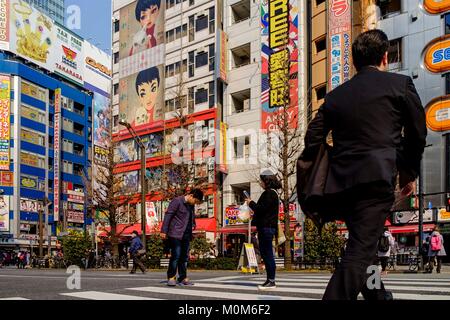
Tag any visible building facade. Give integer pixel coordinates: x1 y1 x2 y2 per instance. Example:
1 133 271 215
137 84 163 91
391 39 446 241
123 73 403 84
23 0 65 25
0 0 111 252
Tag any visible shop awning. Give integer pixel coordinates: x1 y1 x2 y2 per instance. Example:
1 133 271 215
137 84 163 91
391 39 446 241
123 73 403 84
194 218 216 233
219 226 257 234
388 224 436 234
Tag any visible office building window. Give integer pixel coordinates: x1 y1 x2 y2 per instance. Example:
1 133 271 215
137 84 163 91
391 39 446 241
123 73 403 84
189 51 195 77
113 83 119 95
63 160 73 174
231 0 250 24
388 38 402 71
209 81 215 108
446 13 450 34
196 15 208 32
195 88 208 104
114 52 119 64
376 0 401 18
63 118 74 132
209 7 215 34
233 136 250 159
63 139 73 153
188 87 195 112
189 15 195 41
315 37 326 54
114 20 120 33
315 85 327 102
195 51 208 68
209 44 215 71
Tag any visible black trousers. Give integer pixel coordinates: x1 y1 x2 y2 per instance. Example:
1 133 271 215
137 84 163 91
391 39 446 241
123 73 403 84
131 254 146 273
323 182 394 300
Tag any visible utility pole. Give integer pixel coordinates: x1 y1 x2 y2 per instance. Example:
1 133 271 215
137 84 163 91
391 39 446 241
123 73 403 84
39 197 51 259
119 121 147 249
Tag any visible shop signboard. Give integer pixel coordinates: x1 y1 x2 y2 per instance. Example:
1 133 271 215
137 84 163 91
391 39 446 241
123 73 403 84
425 95 450 132
423 0 450 14
0 0 9 51
0 75 10 170
53 88 61 221
437 208 450 222
0 171 13 186
0 194 9 232
393 209 434 224
67 210 84 224
423 36 450 73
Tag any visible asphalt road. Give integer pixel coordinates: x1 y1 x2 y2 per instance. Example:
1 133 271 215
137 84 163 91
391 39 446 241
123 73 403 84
1 267 450 300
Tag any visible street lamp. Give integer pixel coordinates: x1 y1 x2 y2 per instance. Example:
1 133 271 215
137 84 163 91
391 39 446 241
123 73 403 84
119 121 147 250
418 144 433 271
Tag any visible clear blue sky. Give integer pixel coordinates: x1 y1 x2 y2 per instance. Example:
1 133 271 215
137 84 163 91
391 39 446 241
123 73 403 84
65 0 112 54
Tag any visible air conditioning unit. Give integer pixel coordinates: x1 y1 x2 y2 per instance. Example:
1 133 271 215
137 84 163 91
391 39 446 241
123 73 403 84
243 99 250 110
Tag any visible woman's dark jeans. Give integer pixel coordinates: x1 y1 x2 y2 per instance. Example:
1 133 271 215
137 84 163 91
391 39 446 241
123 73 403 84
258 227 276 281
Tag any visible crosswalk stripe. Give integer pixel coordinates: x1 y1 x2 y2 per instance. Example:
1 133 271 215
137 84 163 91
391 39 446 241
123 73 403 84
190 282 320 299
223 280 450 294
60 291 162 300
280 275 450 283
203 281 450 300
126 286 306 300
252 277 450 287
0 297 29 300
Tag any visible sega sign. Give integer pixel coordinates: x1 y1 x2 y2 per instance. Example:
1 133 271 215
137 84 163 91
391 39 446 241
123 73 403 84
423 0 450 14
423 36 450 73
425 95 450 132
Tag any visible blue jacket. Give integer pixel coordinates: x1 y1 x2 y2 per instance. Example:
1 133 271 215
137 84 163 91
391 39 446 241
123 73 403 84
161 196 196 240
129 236 143 254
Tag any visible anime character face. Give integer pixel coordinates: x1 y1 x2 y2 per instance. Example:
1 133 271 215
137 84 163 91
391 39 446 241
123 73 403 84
139 5 160 29
137 79 158 112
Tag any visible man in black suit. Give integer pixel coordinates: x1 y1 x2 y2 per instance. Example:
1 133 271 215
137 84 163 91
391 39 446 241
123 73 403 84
301 30 427 300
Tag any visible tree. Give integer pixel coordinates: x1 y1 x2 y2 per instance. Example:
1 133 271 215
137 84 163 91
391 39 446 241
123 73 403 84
61 229 92 268
84 140 139 257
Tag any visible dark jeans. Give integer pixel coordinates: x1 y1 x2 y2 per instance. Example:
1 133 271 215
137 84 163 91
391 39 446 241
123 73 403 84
258 227 276 281
380 257 389 272
131 253 146 273
167 233 191 282
428 256 442 273
323 182 394 300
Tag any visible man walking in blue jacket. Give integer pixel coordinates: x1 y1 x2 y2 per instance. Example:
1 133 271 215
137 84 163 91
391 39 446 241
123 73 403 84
161 189 204 286
129 230 146 274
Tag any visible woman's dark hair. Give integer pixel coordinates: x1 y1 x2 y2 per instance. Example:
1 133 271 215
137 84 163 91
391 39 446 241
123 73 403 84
352 29 389 71
135 66 160 94
260 171 282 190
189 189 204 202
135 0 161 21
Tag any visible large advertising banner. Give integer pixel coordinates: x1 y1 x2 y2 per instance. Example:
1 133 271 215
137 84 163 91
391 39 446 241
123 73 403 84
119 65 164 127
118 0 165 79
117 171 140 195
328 0 352 90
21 81 46 102
54 25 84 85
261 0 299 131
53 88 61 222
0 195 9 232
9 0 55 71
0 0 10 51
83 42 112 93
93 92 111 148
0 75 10 171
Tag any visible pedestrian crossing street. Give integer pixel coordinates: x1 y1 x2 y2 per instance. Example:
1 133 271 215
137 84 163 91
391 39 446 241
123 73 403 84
1 274 450 300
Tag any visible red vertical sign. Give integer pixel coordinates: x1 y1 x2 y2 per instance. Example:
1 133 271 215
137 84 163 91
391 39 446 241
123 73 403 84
53 88 61 221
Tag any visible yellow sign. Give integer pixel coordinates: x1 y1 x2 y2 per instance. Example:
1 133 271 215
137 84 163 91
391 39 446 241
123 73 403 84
438 209 450 222
0 75 10 171
423 0 450 14
21 129 42 145
21 151 40 167
425 95 450 132
423 35 450 73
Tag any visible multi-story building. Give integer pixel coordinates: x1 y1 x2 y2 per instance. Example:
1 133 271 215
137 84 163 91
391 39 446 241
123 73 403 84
111 0 307 255
23 0 65 25
112 0 220 246
0 0 111 252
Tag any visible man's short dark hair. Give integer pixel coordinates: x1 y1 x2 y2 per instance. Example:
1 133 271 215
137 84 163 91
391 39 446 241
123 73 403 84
352 29 389 72
135 67 160 94
135 0 161 21
132 230 139 236
189 189 204 202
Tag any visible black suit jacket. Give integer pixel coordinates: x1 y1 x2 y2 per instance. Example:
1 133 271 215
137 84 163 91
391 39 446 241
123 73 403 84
302 66 427 194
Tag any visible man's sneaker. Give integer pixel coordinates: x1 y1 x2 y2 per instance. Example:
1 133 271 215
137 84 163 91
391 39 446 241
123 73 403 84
167 277 177 287
258 280 276 290
178 278 194 286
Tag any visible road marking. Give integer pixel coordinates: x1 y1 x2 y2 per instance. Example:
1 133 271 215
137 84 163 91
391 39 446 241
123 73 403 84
226 280 450 294
0 297 29 300
126 286 306 300
188 282 320 299
251 277 450 287
196 275 252 282
60 291 161 300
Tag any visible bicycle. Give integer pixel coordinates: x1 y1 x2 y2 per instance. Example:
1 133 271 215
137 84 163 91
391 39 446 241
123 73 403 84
407 253 419 271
